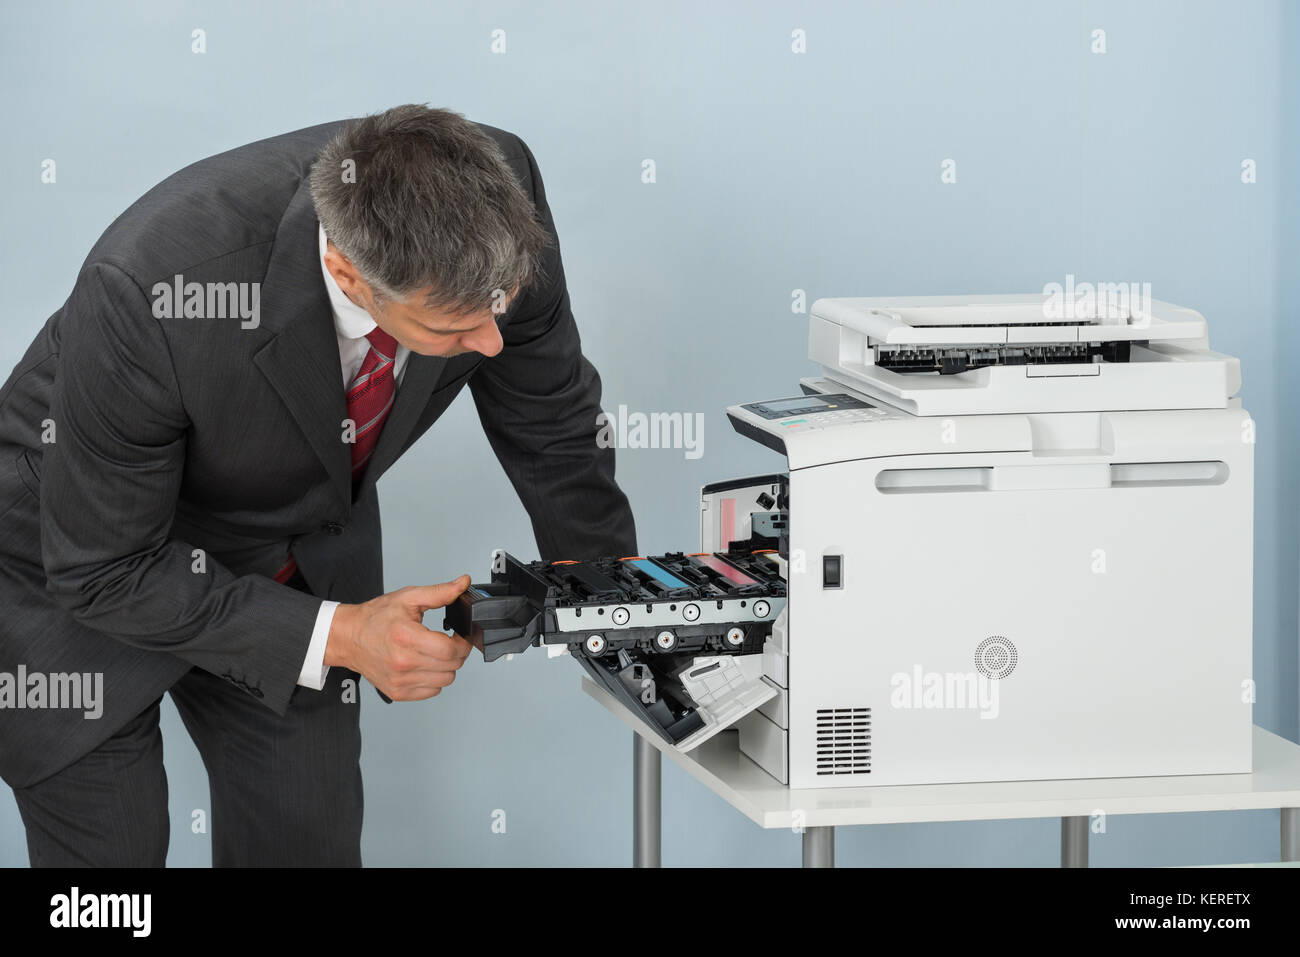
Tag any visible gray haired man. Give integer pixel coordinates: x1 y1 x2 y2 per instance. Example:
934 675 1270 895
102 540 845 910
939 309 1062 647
0 105 638 865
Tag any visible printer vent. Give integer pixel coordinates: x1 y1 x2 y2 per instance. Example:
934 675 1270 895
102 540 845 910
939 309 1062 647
814 707 871 775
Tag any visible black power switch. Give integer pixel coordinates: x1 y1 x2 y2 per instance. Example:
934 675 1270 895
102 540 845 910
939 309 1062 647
823 555 842 589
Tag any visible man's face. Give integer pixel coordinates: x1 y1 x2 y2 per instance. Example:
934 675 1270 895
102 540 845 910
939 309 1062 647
372 291 506 359
324 239 508 359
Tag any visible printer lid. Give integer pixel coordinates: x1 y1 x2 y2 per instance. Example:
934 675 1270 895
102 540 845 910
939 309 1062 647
812 294 1205 346
809 294 1241 416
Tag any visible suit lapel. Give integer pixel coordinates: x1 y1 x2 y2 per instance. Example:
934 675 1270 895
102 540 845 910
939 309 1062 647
366 352 447 483
253 179 352 513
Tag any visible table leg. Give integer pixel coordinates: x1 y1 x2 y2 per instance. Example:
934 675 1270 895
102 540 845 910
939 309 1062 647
1283 807 1299 863
1061 816 1089 868
633 734 661 867
802 826 835 867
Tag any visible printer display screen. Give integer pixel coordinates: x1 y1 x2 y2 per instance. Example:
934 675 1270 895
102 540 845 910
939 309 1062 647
744 393 873 420
765 398 825 412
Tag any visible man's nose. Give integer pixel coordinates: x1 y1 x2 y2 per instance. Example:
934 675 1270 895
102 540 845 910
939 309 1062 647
465 316 504 357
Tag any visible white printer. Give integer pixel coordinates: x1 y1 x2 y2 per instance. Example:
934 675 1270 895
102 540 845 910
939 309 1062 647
702 294 1254 788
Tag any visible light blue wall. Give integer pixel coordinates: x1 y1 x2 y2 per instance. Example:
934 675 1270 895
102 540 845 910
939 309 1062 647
0 0 1293 866
1281 0 1300 756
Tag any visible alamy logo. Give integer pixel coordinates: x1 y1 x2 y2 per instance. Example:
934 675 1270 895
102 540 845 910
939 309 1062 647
0 666 102 719
1041 274 1152 325
890 666 999 719
50 887 151 937
150 274 260 328
596 405 704 460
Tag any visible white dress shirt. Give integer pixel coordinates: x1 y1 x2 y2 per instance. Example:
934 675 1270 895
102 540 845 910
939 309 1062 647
296 223 412 689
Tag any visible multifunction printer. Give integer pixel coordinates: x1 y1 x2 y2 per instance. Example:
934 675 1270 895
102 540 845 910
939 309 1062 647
451 295 1254 789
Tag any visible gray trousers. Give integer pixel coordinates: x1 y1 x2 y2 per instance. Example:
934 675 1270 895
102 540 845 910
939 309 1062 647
12 651 363 867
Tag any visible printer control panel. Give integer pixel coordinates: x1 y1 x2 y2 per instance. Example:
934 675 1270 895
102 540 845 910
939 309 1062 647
729 392 900 457
740 393 888 432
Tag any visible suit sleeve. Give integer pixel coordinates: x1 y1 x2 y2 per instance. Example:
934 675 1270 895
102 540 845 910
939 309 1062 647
38 261 321 715
468 137 638 561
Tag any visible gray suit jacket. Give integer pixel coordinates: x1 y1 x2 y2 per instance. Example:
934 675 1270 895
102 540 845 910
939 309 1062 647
0 119 637 787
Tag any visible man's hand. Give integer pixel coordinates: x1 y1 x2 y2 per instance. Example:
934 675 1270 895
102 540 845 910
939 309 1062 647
324 576 473 701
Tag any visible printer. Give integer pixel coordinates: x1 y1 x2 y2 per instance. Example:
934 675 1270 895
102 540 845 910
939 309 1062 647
450 294 1254 789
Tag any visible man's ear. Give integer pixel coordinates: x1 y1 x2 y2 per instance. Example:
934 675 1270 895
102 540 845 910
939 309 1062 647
324 241 373 310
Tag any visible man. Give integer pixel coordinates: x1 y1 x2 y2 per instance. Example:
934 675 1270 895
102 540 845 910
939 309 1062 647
0 105 638 866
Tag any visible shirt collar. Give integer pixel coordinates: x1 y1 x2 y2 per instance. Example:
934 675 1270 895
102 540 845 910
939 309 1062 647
318 222 378 340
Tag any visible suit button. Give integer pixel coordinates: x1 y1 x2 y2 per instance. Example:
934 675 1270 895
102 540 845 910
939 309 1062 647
322 521 345 536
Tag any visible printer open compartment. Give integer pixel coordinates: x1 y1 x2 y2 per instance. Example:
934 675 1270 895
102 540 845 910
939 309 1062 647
444 546 789 751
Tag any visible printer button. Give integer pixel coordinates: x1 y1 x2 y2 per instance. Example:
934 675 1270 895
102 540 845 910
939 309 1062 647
823 555 842 589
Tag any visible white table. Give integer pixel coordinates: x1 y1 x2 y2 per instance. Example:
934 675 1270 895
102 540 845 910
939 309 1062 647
582 678 1300 867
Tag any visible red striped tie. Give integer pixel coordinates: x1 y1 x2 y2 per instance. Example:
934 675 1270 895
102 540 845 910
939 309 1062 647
345 327 399 486
274 326 399 585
